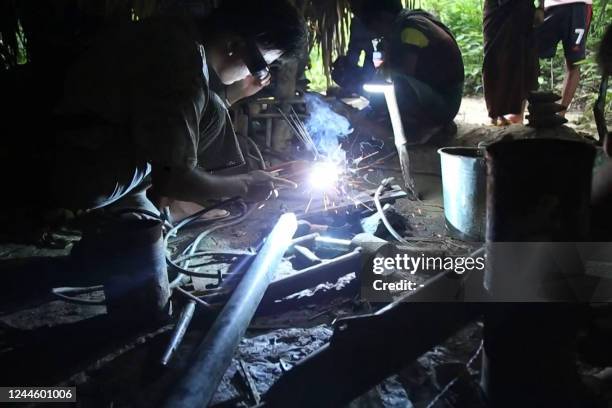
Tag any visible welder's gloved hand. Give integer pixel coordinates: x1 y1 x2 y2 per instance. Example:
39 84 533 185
239 170 297 203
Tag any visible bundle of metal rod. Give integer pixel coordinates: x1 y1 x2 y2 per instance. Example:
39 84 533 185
276 106 319 158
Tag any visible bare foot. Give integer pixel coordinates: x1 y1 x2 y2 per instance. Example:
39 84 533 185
492 116 510 126
504 114 523 124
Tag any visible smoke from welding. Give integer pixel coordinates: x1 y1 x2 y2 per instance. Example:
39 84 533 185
304 94 352 161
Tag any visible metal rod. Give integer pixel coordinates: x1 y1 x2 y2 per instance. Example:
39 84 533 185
289 233 320 247
313 236 352 253
174 287 213 310
160 300 196 366
363 83 417 198
381 87 417 199
163 213 298 408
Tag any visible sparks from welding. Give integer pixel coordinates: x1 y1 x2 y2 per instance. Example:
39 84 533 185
308 161 340 190
276 102 386 214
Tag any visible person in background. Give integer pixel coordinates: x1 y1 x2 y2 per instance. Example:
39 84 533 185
348 0 464 145
537 0 593 116
482 0 542 125
591 24 612 239
594 24 611 157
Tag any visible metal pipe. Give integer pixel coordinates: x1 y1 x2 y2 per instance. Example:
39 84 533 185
293 245 321 267
482 139 596 408
363 83 417 198
163 213 298 408
313 236 351 253
289 232 320 248
160 300 196 366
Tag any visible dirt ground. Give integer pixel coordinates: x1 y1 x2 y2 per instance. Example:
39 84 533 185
457 96 584 128
0 96 609 408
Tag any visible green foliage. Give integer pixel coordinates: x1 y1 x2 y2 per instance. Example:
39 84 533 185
306 45 329 93
423 0 485 94
308 0 611 117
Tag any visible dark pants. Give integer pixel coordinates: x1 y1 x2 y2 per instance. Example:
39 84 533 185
537 2 592 64
393 73 463 143
483 0 539 119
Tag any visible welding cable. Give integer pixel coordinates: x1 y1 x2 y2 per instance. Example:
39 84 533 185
164 197 241 288
245 136 267 170
374 178 410 244
51 286 106 305
171 250 254 266
177 201 249 262
167 201 255 284
169 204 256 280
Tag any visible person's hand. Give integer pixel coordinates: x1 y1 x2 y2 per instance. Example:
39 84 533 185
533 7 545 27
237 170 297 202
226 74 271 105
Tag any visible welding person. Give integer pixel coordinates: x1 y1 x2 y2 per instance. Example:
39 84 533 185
4 0 306 216
3 0 306 217
350 0 464 144
37 0 305 217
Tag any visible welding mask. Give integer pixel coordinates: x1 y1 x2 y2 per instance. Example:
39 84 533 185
242 38 270 81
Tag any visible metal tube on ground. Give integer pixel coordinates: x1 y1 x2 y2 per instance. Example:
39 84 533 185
163 213 298 408
160 300 196 366
363 83 417 198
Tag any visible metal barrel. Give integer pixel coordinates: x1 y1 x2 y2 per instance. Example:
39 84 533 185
484 138 596 299
482 138 596 408
90 218 171 322
163 213 298 408
438 147 486 241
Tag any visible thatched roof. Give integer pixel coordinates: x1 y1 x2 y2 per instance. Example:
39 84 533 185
0 0 420 78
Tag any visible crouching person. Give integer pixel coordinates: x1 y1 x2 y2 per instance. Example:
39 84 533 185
49 0 305 213
2 0 306 322
350 0 465 145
